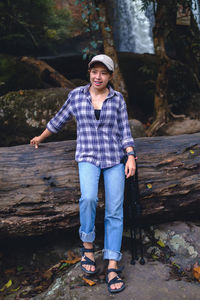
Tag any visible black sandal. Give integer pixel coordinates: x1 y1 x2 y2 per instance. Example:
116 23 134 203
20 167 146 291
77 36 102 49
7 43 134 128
80 246 97 274
106 268 125 293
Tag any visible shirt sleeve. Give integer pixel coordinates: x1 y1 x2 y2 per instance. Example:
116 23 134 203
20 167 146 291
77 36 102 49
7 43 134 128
47 91 73 133
118 95 135 150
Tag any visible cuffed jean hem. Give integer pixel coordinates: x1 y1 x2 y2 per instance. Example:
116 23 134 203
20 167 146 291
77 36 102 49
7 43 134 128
102 249 122 261
79 226 95 243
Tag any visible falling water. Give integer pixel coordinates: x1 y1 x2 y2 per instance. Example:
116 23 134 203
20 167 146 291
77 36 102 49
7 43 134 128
113 0 154 54
192 0 200 28
113 0 200 54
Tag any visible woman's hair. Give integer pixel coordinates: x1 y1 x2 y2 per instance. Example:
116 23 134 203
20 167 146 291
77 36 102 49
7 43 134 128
88 62 113 75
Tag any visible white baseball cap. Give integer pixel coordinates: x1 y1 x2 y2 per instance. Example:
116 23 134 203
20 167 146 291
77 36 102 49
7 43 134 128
88 54 114 72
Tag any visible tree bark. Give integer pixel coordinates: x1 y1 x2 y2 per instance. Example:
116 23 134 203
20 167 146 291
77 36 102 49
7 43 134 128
146 0 172 136
0 133 200 238
95 0 129 105
147 0 200 136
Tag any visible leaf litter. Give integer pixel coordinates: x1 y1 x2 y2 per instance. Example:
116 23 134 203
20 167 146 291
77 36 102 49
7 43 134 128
0 245 82 298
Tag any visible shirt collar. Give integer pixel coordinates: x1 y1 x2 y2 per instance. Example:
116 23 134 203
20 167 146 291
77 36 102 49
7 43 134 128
82 84 116 98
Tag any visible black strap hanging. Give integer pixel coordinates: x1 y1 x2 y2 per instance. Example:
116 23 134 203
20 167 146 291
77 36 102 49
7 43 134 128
124 157 145 265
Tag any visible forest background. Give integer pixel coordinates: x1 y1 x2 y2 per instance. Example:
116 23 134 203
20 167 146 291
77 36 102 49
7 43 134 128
1 0 200 147
0 2 200 298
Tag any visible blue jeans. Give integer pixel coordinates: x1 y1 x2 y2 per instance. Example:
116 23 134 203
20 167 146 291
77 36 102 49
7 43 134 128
78 162 125 261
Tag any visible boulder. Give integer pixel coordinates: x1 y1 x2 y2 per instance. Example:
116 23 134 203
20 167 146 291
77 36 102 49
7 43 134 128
0 88 76 146
148 221 200 270
129 119 146 138
158 117 200 136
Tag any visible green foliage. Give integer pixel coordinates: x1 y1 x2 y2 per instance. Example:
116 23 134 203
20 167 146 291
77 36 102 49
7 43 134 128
138 65 155 76
137 0 195 8
75 0 104 59
138 0 156 12
135 0 197 16
0 0 73 54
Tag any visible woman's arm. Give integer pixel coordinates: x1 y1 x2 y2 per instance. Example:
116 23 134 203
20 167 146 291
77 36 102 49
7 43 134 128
117 97 135 150
117 95 136 178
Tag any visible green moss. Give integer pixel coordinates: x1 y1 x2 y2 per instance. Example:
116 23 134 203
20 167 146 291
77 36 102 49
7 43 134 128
0 87 76 147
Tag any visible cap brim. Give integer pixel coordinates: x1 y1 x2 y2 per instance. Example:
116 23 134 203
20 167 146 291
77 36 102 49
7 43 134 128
88 60 113 71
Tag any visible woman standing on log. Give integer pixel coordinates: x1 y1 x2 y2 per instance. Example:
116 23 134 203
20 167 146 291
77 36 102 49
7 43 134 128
30 54 136 294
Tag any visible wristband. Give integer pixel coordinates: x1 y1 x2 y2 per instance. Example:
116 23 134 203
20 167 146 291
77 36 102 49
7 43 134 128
127 151 136 157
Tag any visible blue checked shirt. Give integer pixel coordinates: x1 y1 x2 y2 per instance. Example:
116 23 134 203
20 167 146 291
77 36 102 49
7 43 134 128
47 84 135 168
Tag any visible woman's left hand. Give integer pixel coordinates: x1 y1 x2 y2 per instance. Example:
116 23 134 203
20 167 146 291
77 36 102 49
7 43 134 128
125 155 136 178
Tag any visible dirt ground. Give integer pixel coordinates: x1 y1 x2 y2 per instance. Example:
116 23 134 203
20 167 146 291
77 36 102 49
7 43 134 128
1 228 200 300
33 250 200 300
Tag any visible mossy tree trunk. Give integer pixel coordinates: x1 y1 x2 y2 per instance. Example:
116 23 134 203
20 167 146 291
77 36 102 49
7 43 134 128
147 0 172 136
147 0 200 136
94 0 129 106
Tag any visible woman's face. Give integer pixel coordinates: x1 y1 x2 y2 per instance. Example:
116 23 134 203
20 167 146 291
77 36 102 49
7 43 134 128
89 63 113 91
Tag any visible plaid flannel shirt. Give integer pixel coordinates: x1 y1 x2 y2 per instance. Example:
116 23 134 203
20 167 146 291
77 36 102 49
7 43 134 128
47 84 135 168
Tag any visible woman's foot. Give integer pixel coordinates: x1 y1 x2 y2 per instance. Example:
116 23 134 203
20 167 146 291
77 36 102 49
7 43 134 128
106 260 125 293
81 242 96 274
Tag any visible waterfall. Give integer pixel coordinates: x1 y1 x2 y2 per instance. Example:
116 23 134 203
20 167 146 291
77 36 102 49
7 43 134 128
113 0 155 54
113 0 200 54
192 0 200 28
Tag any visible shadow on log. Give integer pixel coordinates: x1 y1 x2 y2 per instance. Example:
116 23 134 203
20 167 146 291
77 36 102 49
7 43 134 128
0 133 200 239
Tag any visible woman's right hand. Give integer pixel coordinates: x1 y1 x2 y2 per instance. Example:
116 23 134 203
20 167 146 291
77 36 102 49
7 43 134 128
30 129 52 149
30 136 41 149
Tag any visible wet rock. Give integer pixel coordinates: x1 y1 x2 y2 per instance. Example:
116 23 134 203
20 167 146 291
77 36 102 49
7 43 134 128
1 222 200 300
152 222 200 269
147 246 162 258
129 119 146 138
30 245 200 300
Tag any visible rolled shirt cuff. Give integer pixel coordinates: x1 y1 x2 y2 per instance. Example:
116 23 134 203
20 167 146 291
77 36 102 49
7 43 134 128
122 140 135 150
46 122 59 134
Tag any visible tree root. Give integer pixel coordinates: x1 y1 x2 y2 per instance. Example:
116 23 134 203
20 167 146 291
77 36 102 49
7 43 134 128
169 112 186 119
146 119 166 136
146 112 187 136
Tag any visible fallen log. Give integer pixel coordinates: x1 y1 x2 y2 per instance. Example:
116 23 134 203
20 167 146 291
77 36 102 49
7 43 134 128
20 56 75 89
0 133 200 238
